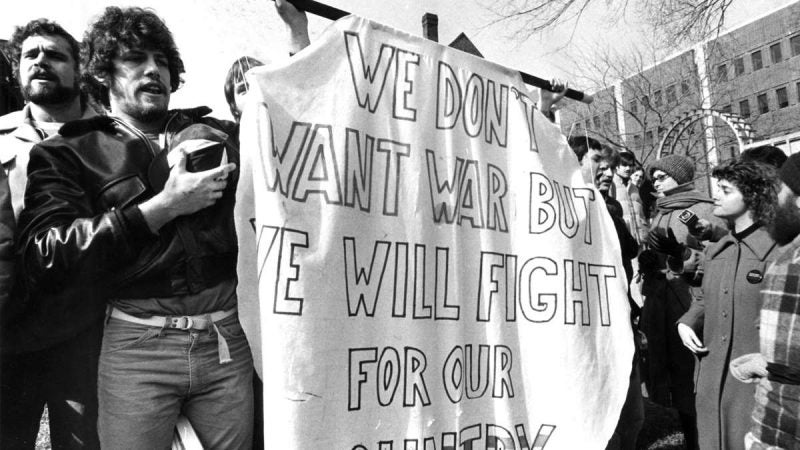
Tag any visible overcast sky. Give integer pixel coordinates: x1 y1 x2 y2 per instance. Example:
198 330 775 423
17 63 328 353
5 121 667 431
1 0 794 119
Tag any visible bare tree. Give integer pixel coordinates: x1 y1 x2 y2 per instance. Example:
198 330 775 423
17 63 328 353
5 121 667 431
645 0 735 45
557 38 733 170
484 0 734 45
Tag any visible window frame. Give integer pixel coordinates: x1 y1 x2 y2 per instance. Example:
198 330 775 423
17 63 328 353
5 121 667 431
751 50 763 71
770 42 783 64
791 34 800 57
776 86 789 108
734 57 745 77
739 99 751 118
716 63 727 82
757 92 769 114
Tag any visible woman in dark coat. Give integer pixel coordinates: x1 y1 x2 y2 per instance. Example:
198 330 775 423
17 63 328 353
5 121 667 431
639 155 727 449
677 159 780 450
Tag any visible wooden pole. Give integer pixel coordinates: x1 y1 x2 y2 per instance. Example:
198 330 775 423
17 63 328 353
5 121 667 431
279 0 594 104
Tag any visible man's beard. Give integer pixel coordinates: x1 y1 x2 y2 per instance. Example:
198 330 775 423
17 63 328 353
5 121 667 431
22 80 79 106
768 196 800 245
110 83 168 124
126 103 167 123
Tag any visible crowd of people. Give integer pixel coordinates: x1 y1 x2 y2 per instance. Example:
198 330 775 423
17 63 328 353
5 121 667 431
544 78 799 448
0 2 798 450
0 1 308 449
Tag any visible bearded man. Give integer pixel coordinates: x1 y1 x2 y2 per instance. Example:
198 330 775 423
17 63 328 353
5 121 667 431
730 152 800 449
17 4 308 448
0 19 99 450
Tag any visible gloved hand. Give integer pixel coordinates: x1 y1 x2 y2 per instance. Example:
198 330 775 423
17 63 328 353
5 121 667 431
637 249 659 273
729 353 767 383
648 228 685 259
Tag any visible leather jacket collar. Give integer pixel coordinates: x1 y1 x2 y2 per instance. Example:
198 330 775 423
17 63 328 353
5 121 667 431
59 106 213 140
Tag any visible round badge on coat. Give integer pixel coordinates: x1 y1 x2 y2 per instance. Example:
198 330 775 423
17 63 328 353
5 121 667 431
746 270 764 284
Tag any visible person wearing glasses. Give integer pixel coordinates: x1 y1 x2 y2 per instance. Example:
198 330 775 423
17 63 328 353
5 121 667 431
637 154 726 450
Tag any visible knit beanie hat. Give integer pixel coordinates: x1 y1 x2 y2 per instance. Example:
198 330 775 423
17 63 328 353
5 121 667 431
648 154 695 185
779 153 800 195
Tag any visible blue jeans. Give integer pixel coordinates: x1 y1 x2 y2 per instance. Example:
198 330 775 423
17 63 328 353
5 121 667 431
98 314 254 450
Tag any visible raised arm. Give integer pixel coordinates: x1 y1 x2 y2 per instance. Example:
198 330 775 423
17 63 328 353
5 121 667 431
539 78 568 123
275 0 311 55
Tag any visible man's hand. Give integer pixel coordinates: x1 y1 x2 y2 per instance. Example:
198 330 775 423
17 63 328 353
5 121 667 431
139 149 236 233
729 353 768 383
275 0 310 55
677 323 708 354
539 78 568 120
648 228 685 259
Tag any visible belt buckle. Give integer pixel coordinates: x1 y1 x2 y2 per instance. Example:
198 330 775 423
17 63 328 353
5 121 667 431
169 316 194 330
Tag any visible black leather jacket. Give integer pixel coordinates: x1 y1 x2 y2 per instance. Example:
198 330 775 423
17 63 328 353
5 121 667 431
12 107 238 352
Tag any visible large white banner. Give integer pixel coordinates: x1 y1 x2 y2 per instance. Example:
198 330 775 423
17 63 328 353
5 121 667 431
235 15 633 449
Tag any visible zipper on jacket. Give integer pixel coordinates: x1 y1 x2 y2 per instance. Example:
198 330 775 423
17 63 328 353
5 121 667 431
162 112 179 150
112 117 158 157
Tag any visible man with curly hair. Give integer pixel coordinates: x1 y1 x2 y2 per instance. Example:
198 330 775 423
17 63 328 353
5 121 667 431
677 158 781 450
0 18 99 449
16 5 308 449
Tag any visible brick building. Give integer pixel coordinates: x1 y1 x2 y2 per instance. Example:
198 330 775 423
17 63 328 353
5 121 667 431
559 1 800 172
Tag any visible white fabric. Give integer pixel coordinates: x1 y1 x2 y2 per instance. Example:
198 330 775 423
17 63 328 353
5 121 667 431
235 15 633 449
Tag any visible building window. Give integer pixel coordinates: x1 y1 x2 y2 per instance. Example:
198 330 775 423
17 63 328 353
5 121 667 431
770 42 783 64
734 57 745 77
797 82 800 103
603 111 613 127
593 116 601 129
633 134 642 148
777 87 789 108
739 99 751 118
716 64 727 82
681 80 690 97
585 119 591 130
666 85 676 104
574 122 582 132
751 50 763 71
628 100 637 115
645 130 653 146
642 95 649 108
792 35 800 57
757 93 769 114
721 104 732 114
654 90 662 107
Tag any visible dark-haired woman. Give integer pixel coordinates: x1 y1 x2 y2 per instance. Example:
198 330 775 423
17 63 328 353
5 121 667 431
677 159 781 450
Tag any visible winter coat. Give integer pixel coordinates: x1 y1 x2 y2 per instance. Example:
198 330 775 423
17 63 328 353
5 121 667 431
613 175 649 247
678 226 778 450
13 107 238 352
639 184 726 413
